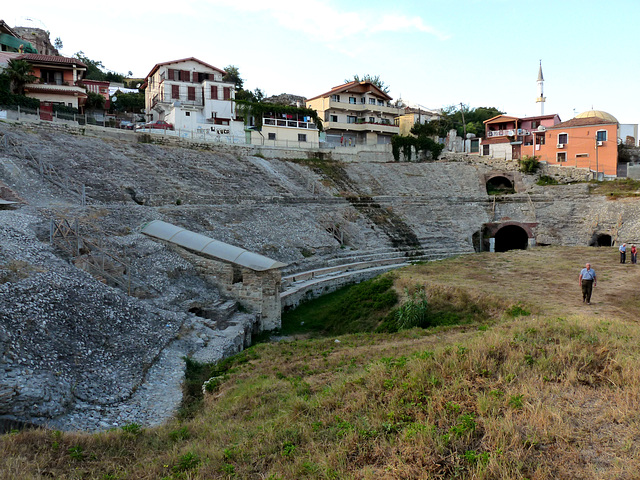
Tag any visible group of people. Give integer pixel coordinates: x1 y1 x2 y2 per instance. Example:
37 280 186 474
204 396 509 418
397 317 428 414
618 243 637 264
578 242 638 305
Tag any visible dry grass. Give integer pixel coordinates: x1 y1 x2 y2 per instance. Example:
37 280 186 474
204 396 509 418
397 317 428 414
3 246 640 479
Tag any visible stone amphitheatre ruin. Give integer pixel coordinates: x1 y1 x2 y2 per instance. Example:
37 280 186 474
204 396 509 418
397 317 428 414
1 120 639 431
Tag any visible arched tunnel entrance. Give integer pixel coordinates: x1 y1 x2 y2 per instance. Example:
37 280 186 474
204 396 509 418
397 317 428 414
494 224 530 252
486 176 515 195
589 233 613 247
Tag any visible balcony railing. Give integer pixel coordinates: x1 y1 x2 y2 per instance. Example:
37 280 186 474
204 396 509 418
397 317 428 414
487 129 531 137
263 118 317 130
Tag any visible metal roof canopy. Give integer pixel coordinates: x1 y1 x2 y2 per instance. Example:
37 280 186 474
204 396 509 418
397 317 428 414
141 220 287 272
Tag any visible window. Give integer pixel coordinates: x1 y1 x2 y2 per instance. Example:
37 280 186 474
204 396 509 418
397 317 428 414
268 133 276 140
576 153 589 158
185 111 190 116
298 134 307 142
223 87 231 100
187 86 195 101
349 97 356 104
331 94 340 102
211 86 218 99
369 117 375 123
483 144 490 155
558 133 568 145
557 152 567 162
330 115 338 122
378 99 384 106
171 84 180 99
360 98 365 104
347 115 357 124
369 98 376 104
596 130 607 142
531 121 539 129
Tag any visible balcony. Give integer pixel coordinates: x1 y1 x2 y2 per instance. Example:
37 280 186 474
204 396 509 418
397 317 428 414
263 118 317 130
324 120 399 134
327 100 401 115
487 128 531 137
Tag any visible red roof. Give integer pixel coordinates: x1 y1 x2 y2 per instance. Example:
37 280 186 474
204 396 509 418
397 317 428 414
142 57 226 82
307 81 392 102
519 114 560 121
19 54 87 67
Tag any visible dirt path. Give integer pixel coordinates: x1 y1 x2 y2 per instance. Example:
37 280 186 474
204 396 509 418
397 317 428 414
402 246 640 322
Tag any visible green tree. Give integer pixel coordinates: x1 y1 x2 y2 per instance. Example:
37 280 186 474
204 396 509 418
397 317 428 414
74 51 106 80
5 59 36 95
346 74 390 93
222 65 244 90
438 104 504 138
73 51 127 83
85 91 105 111
54 37 63 50
110 91 145 113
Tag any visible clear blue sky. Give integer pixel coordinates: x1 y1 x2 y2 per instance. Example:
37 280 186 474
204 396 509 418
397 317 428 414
4 0 639 123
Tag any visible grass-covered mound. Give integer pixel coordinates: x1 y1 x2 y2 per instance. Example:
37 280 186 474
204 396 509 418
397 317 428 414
3 246 640 479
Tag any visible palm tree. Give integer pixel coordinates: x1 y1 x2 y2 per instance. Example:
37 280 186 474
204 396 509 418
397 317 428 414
6 59 36 95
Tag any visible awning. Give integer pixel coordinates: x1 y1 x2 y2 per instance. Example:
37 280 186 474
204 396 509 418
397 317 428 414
0 34 38 53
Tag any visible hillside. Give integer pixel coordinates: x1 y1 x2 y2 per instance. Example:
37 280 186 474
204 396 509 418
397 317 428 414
2 247 640 479
2 119 640 435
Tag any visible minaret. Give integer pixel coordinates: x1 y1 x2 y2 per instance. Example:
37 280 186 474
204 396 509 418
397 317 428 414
536 60 546 116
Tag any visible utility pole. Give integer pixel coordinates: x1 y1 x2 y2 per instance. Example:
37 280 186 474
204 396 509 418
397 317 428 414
460 103 467 153
595 134 599 181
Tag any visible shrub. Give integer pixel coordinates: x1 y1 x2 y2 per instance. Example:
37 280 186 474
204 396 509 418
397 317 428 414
536 175 559 186
519 155 539 173
395 288 430 330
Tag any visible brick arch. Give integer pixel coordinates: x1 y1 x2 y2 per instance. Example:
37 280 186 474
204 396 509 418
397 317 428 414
484 172 517 194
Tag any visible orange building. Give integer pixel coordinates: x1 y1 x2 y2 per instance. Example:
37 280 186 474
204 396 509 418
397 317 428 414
19 53 88 110
537 110 619 176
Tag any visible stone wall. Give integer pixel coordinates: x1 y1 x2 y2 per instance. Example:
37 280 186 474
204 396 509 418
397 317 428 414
167 246 282 331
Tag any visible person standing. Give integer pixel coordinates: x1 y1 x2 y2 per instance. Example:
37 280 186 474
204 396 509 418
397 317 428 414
632 244 637 264
579 263 597 304
619 243 627 264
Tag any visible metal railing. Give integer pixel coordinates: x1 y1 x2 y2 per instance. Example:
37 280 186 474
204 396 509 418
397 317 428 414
50 217 134 295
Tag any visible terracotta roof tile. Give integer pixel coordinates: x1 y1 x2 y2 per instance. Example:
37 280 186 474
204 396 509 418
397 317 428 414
548 117 616 129
19 54 87 67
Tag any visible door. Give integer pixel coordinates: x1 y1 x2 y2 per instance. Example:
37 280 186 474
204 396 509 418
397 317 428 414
40 102 53 121
512 144 521 160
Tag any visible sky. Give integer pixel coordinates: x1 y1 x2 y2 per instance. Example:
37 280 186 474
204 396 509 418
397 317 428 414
3 0 639 124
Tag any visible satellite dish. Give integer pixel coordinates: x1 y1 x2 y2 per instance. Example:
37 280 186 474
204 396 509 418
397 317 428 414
537 125 546 131
111 96 118 102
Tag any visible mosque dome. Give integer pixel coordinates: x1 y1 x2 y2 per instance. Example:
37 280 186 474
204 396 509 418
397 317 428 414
575 110 618 123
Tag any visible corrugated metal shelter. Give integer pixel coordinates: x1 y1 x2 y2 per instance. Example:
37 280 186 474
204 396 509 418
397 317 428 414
141 220 286 271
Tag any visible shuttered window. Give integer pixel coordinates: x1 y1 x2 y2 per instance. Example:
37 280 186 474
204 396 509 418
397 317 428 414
172 84 180 99
211 86 218 99
188 86 195 101
223 87 231 100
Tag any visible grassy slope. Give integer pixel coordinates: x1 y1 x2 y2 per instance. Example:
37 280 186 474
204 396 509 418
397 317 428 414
3 247 640 479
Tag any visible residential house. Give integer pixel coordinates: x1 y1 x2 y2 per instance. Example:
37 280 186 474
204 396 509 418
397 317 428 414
141 57 242 137
536 110 619 177
395 105 441 136
19 54 88 110
306 81 401 145
480 114 561 159
244 105 320 147
79 79 110 109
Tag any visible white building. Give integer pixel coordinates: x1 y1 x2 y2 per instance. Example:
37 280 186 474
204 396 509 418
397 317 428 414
141 57 243 138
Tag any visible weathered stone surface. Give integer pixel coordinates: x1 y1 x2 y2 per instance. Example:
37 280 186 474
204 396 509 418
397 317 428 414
2 121 640 431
